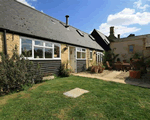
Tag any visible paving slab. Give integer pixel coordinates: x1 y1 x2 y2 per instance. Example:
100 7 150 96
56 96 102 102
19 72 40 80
103 71 122 78
63 88 89 98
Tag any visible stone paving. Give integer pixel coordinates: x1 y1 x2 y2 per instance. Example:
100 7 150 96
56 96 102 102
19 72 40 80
72 70 150 88
63 88 89 98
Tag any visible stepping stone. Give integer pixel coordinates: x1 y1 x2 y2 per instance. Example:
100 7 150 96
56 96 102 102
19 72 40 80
103 71 122 79
63 88 89 98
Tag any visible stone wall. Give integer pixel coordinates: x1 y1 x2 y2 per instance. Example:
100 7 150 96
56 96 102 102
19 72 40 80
110 38 150 62
6 33 20 58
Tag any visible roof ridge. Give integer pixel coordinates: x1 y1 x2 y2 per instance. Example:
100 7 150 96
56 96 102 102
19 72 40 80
14 0 91 36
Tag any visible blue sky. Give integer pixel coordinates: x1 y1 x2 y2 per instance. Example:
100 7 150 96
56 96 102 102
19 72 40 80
17 0 150 38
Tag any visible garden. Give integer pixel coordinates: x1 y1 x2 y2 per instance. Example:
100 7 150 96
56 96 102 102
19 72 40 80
0 76 150 119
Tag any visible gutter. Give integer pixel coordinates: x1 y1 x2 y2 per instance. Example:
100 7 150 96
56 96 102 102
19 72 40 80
3 30 7 56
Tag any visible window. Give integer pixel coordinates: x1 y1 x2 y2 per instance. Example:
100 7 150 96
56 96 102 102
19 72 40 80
54 44 60 58
76 47 86 59
89 35 95 41
129 45 134 53
96 52 103 64
90 51 92 59
21 37 61 59
21 38 32 57
76 30 84 37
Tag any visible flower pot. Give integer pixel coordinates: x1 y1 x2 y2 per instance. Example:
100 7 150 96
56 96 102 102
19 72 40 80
94 67 98 73
129 70 141 79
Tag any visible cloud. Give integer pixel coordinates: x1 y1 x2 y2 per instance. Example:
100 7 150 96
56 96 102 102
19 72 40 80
99 23 141 37
41 10 44 13
134 0 150 11
97 6 150 37
107 8 150 26
17 0 36 9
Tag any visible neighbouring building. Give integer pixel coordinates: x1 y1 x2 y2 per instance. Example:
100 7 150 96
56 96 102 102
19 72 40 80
0 0 105 75
108 26 150 62
91 29 111 51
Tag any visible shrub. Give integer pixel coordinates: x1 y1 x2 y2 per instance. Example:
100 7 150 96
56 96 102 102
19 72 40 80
0 45 43 94
57 64 70 77
117 58 120 62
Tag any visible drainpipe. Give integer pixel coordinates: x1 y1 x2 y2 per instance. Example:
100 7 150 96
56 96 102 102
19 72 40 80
3 30 7 56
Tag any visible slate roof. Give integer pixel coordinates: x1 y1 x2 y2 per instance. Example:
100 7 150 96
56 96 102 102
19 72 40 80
0 0 104 51
94 29 110 44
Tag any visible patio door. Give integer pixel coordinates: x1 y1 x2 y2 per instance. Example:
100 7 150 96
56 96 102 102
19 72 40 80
96 52 103 64
69 47 77 73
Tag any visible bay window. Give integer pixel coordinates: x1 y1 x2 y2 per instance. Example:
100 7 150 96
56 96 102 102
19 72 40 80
21 37 61 59
76 47 86 59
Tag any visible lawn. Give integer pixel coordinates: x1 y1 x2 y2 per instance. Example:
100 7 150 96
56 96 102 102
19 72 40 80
0 75 150 120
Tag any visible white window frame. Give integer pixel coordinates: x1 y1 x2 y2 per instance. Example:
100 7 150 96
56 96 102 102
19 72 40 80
96 52 103 64
20 36 61 60
76 47 86 60
90 50 93 60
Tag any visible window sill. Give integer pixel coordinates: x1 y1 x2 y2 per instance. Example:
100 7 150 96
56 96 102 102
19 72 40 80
21 58 61 60
76 58 86 60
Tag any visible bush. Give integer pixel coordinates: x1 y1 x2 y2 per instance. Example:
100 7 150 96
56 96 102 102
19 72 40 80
57 64 70 77
117 58 120 62
0 45 43 94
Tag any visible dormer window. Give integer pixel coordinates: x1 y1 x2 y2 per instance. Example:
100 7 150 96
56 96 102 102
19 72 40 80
60 21 65 26
51 19 55 24
89 35 95 41
76 30 84 37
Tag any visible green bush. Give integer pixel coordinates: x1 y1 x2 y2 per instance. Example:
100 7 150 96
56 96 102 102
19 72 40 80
57 64 70 77
0 45 43 94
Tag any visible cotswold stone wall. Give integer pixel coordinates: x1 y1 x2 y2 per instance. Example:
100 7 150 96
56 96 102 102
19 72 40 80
0 32 4 54
0 32 20 61
6 33 20 58
110 38 147 62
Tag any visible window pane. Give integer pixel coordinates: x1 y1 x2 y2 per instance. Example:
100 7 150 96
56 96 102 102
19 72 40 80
21 39 32 57
82 49 86 52
82 52 86 58
90 51 92 59
77 48 81 51
34 47 43 58
35 41 43 46
45 42 52 47
129 45 133 49
77 52 81 58
54 44 60 58
45 48 52 58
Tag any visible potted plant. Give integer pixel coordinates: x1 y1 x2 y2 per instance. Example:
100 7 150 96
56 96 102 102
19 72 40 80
129 60 141 79
91 62 99 73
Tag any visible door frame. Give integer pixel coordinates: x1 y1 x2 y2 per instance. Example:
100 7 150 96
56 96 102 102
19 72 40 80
69 46 77 73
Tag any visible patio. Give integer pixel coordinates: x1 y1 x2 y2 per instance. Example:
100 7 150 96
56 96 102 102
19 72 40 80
72 70 150 88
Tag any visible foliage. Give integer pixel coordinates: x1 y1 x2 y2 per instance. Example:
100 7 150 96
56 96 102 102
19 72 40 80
0 45 43 94
57 63 70 77
117 58 120 62
131 52 142 59
121 53 127 60
103 48 119 69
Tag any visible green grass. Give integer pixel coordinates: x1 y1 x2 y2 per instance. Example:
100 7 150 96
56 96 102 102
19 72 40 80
0 75 150 120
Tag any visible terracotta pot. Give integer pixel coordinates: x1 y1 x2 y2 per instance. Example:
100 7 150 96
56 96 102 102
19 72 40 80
94 67 98 73
129 70 141 79
98 68 103 73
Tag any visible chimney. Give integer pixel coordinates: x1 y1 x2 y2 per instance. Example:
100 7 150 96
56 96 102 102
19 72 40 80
65 15 69 27
118 34 120 39
110 26 114 35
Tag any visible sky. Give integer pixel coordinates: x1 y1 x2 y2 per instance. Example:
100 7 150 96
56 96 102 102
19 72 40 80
17 0 150 38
